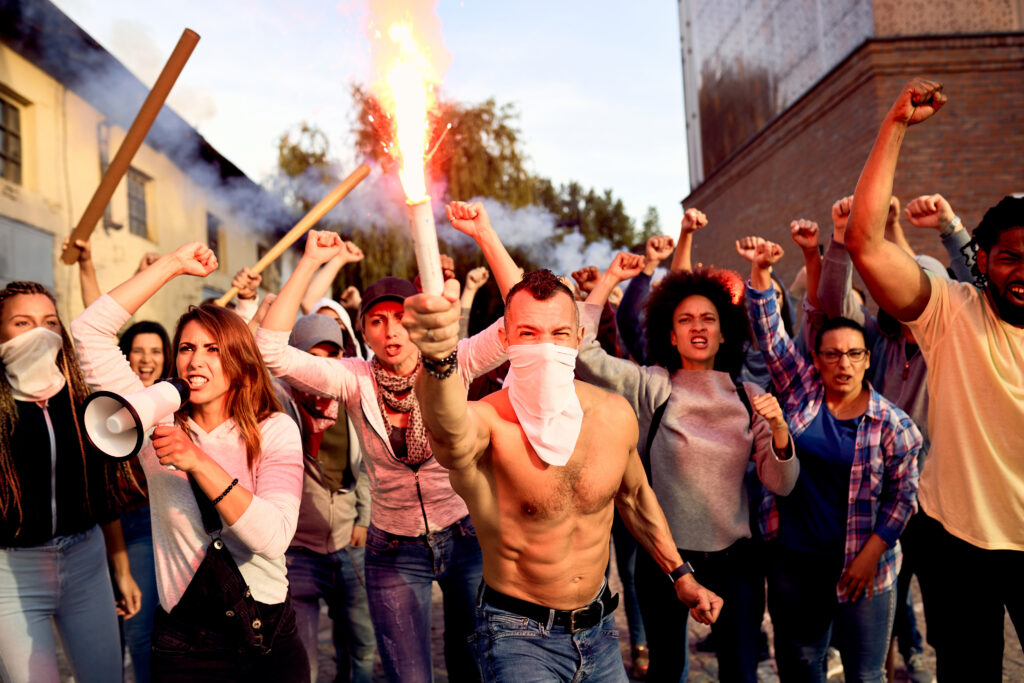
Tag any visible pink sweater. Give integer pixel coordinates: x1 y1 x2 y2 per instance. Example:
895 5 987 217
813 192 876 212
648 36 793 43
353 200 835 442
71 295 303 610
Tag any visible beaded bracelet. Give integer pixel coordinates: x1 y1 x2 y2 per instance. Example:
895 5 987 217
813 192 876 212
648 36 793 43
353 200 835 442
211 478 239 505
422 349 458 380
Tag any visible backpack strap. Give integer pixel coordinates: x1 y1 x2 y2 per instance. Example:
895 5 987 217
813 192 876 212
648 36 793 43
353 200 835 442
643 399 669 481
733 379 755 427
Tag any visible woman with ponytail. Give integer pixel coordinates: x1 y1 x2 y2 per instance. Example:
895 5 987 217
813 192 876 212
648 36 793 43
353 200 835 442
0 280 140 683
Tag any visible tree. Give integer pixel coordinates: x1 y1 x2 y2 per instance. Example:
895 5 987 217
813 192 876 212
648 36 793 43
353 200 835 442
640 206 661 243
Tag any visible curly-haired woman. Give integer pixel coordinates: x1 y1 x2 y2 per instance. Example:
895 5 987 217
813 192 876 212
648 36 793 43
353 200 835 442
577 252 799 683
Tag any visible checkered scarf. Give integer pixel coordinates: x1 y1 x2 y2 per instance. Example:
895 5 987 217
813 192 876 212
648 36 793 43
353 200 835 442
371 356 430 466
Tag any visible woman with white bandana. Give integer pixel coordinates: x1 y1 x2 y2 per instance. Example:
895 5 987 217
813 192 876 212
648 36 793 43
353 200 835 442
577 253 800 683
0 281 140 683
257 208 514 683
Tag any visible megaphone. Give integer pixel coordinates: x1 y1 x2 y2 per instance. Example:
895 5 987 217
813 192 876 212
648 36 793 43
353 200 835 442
82 378 190 460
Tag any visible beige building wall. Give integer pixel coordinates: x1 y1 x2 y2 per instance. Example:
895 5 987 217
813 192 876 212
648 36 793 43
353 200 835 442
0 42 291 334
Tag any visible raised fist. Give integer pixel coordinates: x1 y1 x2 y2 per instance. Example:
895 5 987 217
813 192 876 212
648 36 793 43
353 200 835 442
831 196 854 241
171 243 218 277
888 78 947 126
753 241 785 270
680 208 708 235
904 194 956 232
571 266 601 293
339 240 365 265
303 230 344 266
605 252 646 283
646 235 676 264
735 236 766 264
447 201 493 241
790 219 820 252
464 266 490 291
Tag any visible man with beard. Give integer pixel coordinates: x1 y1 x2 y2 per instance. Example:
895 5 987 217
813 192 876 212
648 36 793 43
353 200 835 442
403 269 722 682
844 77 1024 680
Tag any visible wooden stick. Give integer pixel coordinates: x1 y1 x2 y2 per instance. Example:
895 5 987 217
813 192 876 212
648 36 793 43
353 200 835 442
61 28 201 264
215 163 371 307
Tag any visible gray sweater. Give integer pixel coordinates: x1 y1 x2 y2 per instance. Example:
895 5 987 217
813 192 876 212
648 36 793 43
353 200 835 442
575 302 798 552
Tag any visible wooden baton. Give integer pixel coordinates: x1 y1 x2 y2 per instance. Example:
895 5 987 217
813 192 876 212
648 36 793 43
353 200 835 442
215 163 371 307
61 28 201 264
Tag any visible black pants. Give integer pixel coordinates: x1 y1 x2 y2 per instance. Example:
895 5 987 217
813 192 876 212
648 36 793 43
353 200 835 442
914 513 1024 682
150 537 309 682
636 538 764 683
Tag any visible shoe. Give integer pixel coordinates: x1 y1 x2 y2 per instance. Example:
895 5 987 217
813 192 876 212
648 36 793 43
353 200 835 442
695 631 716 653
631 645 650 679
905 652 935 683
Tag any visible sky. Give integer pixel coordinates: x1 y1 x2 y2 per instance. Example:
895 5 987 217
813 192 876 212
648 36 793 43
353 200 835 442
49 0 691 241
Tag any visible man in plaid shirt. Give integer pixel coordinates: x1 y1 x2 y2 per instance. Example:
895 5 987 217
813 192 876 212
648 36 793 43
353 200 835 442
745 239 921 681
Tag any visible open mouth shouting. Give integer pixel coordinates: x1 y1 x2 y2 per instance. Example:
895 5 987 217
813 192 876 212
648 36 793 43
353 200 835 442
689 334 709 349
186 374 210 390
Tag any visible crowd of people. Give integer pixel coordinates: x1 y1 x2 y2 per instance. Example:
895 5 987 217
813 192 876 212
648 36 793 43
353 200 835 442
0 78 1020 683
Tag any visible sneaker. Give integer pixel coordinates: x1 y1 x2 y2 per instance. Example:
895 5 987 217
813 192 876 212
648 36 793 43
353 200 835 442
905 652 935 683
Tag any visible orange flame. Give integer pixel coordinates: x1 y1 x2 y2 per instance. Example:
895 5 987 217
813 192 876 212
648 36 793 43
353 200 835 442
385 24 433 202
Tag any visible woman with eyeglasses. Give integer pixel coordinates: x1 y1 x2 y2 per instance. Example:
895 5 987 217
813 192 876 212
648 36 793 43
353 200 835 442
746 240 921 683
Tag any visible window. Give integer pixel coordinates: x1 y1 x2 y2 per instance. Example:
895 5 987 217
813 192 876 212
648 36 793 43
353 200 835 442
256 243 281 293
206 212 222 265
127 168 150 238
0 97 21 185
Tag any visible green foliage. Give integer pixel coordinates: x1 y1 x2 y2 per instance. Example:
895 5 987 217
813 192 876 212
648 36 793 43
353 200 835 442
640 206 661 243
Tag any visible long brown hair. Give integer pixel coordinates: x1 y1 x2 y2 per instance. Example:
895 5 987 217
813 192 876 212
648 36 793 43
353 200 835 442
171 304 282 469
0 281 138 535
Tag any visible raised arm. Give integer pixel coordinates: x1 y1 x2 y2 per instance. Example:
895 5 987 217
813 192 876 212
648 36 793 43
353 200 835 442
447 201 521 299
299 242 365 314
230 267 262 323
904 193 975 282
404 278 492 472
106 243 218 315
458 266 490 339
790 219 822 310
63 237 101 308
670 208 708 273
261 231 344 333
845 79 946 320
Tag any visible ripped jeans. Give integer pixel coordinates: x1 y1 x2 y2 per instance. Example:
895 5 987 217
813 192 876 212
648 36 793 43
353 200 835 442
364 516 482 683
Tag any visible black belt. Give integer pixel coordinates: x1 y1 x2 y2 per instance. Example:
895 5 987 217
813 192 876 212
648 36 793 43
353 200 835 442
480 583 619 632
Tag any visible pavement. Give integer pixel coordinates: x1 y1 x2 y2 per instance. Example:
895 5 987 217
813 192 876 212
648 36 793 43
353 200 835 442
59 555 1024 682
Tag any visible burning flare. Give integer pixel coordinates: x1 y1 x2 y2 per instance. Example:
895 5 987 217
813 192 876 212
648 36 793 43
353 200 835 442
386 24 432 202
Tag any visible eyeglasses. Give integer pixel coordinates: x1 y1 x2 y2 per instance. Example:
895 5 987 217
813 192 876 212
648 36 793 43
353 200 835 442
818 348 868 364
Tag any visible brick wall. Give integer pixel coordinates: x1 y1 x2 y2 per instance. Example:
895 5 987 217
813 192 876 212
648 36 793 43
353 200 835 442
680 33 1024 288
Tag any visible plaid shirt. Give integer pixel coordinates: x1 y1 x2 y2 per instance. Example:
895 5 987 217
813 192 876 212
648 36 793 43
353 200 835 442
746 283 921 602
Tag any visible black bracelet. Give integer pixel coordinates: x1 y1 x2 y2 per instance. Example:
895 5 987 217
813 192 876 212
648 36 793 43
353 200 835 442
668 561 695 583
211 478 239 506
422 349 458 380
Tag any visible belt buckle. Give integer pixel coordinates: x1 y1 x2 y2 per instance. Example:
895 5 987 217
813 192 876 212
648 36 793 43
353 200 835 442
568 602 597 632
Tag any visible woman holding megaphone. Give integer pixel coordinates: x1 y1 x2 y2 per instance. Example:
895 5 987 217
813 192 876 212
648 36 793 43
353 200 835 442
0 280 140 683
71 243 309 681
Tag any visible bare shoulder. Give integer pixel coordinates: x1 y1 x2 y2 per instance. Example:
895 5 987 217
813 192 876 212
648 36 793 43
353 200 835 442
576 380 637 429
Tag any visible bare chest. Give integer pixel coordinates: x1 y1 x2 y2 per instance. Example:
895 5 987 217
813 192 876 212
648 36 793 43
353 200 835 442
489 422 626 522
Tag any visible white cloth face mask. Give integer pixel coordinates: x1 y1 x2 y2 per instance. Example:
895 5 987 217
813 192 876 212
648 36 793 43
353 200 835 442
0 326 67 402
503 342 583 467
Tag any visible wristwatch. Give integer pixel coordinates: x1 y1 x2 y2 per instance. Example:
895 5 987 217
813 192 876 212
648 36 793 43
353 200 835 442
668 561 695 583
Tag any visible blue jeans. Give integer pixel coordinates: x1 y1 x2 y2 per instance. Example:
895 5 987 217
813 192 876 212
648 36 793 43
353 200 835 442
470 591 627 682
768 544 895 683
121 505 160 683
364 516 482 683
286 545 376 682
0 524 122 683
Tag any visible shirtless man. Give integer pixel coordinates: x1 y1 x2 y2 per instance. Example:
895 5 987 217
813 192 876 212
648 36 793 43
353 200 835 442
404 268 722 681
